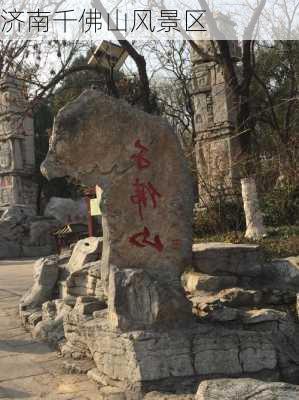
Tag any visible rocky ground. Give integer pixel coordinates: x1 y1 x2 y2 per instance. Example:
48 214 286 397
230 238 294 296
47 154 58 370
3 249 299 399
16 238 299 399
0 259 99 400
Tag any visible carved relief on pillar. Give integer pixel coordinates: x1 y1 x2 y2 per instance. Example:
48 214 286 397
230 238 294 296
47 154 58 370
191 37 242 205
206 94 214 126
0 141 12 170
0 176 13 205
17 177 38 206
0 75 30 138
0 75 36 209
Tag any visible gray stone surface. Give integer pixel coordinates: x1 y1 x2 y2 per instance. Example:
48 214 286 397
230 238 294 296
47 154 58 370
195 378 299 400
34 89 299 396
15 242 299 396
108 267 192 330
0 238 21 259
66 260 103 298
1 205 36 223
75 295 106 315
29 218 60 246
198 305 240 322
183 271 238 293
242 308 288 324
192 305 289 324
44 196 88 225
68 237 102 273
263 257 299 290
191 38 242 204
61 308 299 393
0 206 34 259
0 116 65 258
190 287 295 320
33 299 72 343
192 243 262 277
0 259 100 400
21 253 105 346
145 393 194 400
63 308 92 361
0 206 57 259
41 90 194 295
0 75 37 209
20 255 59 310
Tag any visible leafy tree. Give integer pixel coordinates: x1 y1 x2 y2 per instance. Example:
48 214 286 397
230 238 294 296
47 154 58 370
34 50 105 211
34 47 160 212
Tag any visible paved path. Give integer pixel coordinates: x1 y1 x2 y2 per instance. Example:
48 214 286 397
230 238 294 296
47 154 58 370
0 259 99 400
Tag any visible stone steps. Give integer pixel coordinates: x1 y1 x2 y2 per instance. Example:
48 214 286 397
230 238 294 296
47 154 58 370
62 357 95 375
188 243 298 325
191 303 289 324
192 243 263 277
183 271 238 293
18 239 299 397
144 377 299 399
195 378 299 400
190 287 295 309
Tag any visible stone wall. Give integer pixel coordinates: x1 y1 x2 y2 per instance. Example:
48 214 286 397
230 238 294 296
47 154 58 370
0 206 59 259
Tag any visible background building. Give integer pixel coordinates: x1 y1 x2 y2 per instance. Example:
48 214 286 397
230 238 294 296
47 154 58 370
0 75 37 213
191 19 242 205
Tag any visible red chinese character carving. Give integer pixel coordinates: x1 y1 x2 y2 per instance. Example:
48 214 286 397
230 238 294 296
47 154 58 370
171 239 182 249
130 139 151 170
130 178 162 220
129 227 164 252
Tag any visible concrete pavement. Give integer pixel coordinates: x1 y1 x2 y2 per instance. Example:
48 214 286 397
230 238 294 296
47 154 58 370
0 259 99 400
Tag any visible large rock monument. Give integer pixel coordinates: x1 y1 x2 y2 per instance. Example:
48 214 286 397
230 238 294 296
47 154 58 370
37 90 299 398
42 89 194 329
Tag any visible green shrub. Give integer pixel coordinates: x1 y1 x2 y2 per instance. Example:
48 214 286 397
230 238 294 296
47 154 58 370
194 198 246 237
261 185 299 227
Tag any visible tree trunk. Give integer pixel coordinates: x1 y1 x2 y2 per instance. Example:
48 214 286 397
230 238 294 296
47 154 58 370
241 177 267 240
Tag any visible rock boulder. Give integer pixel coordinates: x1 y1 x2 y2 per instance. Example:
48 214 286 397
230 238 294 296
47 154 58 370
20 255 59 310
192 243 262 277
68 237 102 273
196 378 299 400
41 90 194 327
108 267 192 330
44 196 88 225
